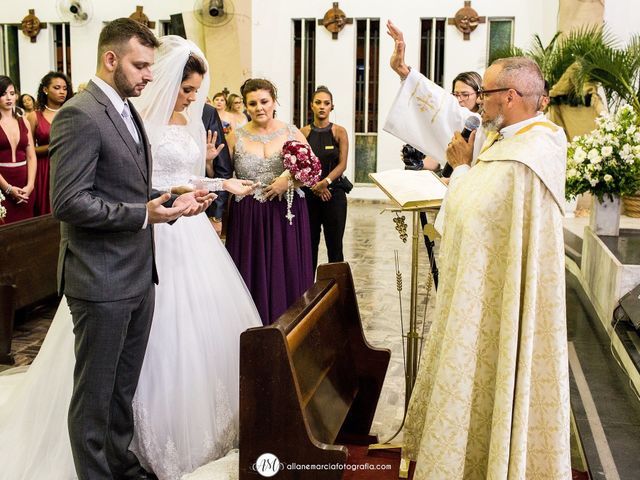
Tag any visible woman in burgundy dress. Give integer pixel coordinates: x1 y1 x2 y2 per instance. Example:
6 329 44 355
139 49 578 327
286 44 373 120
27 71 73 216
0 76 37 224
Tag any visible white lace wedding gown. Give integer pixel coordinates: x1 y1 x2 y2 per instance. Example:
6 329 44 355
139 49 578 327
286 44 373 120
0 125 261 480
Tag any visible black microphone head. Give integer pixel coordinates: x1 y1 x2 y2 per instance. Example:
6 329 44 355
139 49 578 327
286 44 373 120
461 115 481 141
464 115 481 131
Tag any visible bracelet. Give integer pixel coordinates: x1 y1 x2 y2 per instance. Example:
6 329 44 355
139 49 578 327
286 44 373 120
211 217 222 223
5 185 12 195
325 176 332 185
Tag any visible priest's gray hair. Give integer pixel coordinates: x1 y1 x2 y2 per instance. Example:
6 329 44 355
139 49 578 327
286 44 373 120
491 57 545 111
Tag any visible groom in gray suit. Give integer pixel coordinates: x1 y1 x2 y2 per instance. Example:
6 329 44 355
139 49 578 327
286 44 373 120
50 19 213 480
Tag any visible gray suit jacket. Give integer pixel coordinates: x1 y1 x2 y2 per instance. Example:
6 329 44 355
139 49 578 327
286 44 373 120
50 80 158 302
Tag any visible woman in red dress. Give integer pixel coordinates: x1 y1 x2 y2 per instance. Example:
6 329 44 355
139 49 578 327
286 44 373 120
0 75 37 224
27 71 73 216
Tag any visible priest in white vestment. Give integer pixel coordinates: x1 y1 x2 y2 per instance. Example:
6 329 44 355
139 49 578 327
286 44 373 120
384 22 571 479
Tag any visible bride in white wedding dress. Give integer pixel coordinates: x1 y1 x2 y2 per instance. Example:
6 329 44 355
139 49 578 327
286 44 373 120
0 36 260 480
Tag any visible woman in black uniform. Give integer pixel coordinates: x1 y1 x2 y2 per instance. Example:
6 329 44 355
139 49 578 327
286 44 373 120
301 86 349 272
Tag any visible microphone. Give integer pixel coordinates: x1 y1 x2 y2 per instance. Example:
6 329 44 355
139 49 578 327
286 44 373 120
441 115 481 178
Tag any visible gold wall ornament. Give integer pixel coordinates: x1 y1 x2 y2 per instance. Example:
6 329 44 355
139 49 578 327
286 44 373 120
129 6 156 29
21 9 46 43
447 0 486 40
317 2 353 40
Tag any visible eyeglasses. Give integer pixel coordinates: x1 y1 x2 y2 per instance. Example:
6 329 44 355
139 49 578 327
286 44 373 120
477 87 523 100
452 91 477 100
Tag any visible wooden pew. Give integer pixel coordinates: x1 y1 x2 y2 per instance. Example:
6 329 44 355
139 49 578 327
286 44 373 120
239 262 391 479
0 215 60 364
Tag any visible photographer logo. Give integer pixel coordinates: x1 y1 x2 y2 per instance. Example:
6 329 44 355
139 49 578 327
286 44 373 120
253 453 283 477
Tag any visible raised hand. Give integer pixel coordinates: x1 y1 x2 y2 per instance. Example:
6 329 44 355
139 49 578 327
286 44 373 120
206 130 225 161
222 178 258 196
387 20 410 79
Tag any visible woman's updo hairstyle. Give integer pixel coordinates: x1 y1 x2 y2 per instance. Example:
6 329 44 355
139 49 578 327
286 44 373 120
312 85 333 105
240 78 278 103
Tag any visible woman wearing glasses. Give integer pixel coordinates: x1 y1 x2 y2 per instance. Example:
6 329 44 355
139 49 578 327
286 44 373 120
226 93 248 129
451 71 482 112
416 71 483 173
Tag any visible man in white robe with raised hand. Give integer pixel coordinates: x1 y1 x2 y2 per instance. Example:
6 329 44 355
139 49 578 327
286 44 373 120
385 21 571 480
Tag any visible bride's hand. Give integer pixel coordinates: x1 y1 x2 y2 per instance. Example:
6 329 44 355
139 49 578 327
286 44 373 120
263 176 289 201
223 178 258 196
174 189 216 216
387 20 410 79
206 130 225 161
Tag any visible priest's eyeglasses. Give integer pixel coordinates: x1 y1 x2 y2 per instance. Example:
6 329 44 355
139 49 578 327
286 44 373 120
478 87 524 99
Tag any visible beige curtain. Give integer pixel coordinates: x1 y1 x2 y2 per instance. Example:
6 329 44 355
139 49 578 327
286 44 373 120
558 0 604 33
547 63 606 140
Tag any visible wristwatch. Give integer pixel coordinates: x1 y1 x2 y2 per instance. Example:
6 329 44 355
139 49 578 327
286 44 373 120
211 217 222 223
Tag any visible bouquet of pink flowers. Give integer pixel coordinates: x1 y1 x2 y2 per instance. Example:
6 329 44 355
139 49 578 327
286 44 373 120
282 140 322 187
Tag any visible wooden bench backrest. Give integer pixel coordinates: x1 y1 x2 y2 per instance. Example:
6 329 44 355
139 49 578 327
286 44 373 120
239 262 390 479
0 214 59 309
0 215 60 362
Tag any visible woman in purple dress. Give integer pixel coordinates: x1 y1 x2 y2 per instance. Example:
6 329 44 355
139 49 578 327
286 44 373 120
225 79 314 325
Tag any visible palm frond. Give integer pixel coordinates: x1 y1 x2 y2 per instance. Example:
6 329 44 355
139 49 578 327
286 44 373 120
500 24 640 110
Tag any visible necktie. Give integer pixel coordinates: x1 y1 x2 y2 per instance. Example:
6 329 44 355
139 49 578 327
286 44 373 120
121 101 140 144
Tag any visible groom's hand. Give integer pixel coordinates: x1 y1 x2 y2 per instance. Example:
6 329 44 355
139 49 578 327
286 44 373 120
147 193 189 224
173 189 216 217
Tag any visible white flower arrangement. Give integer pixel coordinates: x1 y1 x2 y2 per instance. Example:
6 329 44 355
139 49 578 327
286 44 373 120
0 190 7 221
566 105 640 200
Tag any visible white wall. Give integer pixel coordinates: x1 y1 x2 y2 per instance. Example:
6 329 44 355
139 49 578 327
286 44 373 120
251 0 562 177
604 0 640 45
